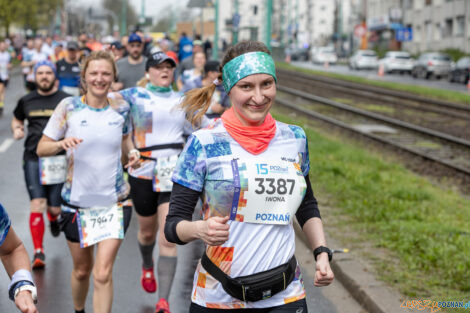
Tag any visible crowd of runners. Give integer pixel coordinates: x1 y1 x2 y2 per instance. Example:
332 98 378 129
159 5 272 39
1 30 334 313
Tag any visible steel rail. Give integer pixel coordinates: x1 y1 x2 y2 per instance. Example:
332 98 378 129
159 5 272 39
277 85 470 149
275 97 470 177
277 68 470 113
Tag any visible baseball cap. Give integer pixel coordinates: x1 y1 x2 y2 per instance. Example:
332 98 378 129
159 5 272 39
111 41 124 49
146 51 177 71
128 33 142 44
67 41 79 50
34 60 57 77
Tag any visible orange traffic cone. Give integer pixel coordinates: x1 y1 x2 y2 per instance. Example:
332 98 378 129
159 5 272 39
324 61 329 69
378 64 385 77
467 77 470 91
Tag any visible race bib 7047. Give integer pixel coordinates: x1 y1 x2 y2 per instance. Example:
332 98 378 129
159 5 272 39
77 204 124 248
230 159 306 225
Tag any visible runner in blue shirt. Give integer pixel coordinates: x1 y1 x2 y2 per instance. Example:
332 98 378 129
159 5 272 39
178 32 193 62
56 41 81 96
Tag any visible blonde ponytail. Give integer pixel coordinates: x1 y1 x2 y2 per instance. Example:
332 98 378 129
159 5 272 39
180 77 219 126
136 76 149 88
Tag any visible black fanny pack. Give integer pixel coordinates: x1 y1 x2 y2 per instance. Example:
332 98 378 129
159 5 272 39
138 143 184 161
201 251 297 302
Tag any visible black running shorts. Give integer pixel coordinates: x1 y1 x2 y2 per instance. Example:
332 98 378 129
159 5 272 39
128 175 171 217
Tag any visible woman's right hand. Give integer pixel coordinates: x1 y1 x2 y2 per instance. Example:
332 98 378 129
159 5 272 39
58 137 83 151
196 216 230 246
15 290 38 313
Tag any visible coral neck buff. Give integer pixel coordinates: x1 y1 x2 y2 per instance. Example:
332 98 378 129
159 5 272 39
221 107 276 155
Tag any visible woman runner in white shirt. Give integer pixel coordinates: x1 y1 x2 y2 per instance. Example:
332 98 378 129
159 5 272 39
165 41 334 312
113 51 205 313
37 51 139 313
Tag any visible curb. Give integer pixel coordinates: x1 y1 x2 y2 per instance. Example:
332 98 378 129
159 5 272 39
294 222 405 313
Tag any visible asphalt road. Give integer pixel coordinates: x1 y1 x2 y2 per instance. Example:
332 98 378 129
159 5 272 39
292 60 469 94
0 73 363 313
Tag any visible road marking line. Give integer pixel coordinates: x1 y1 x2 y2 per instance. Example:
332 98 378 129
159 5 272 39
0 138 14 153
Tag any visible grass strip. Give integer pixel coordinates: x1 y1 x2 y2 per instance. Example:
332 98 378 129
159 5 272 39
276 62 470 105
272 108 470 310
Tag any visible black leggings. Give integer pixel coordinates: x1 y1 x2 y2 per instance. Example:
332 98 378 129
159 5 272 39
189 299 307 313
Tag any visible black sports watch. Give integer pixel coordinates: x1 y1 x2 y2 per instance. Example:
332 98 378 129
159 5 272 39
313 246 333 262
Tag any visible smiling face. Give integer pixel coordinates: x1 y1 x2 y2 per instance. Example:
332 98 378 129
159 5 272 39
229 73 276 126
193 52 206 69
147 61 174 87
84 59 114 98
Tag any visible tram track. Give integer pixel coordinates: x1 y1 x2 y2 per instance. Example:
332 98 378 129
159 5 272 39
277 69 470 140
275 85 470 180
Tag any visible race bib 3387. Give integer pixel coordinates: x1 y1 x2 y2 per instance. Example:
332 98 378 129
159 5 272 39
230 159 306 225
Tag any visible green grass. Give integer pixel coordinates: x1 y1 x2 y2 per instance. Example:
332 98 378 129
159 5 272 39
276 62 470 105
272 108 470 311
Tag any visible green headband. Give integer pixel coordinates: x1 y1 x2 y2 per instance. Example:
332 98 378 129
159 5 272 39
222 51 277 92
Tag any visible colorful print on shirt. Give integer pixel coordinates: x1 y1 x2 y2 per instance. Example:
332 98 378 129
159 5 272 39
0 203 11 246
172 119 309 308
43 96 131 208
119 86 193 180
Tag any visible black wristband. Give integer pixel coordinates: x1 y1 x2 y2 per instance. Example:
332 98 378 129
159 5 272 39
313 246 333 262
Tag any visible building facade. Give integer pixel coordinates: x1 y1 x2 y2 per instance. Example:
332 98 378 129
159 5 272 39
402 0 470 53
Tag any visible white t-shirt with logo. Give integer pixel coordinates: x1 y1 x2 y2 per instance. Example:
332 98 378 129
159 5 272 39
43 96 131 208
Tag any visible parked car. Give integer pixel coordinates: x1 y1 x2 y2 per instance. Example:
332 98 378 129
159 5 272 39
411 52 453 79
290 47 310 61
378 51 414 74
349 50 378 70
311 46 338 65
448 56 470 84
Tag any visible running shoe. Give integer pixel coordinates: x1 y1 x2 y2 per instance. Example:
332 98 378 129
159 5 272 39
155 298 170 313
141 267 157 293
32 249 45 269
50 219 60 237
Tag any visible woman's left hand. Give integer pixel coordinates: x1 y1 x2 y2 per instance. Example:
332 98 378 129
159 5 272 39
314 254 334 287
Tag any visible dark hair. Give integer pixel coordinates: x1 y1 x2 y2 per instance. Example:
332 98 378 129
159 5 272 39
204 60 220 76
181 41 270 126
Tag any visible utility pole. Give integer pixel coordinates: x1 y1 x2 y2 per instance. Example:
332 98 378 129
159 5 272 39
200 8 204 39
121 0 127 36
233 0 239 45
280 0 285 47
140 0 145 27
212 0 219 60
295 0 299 46
265 0 272 50
337 0 343 53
